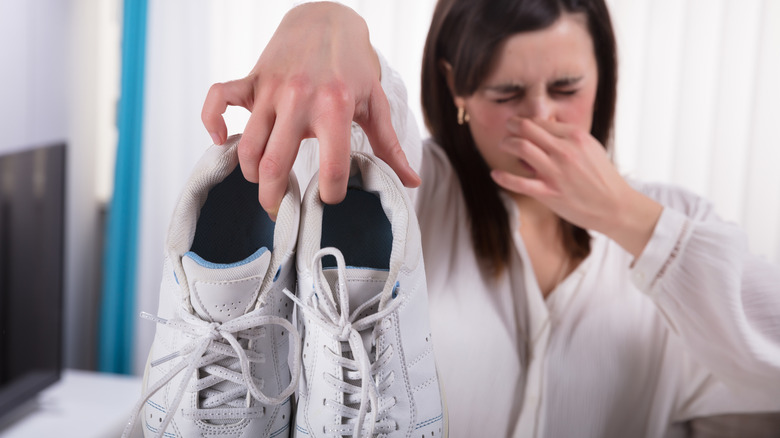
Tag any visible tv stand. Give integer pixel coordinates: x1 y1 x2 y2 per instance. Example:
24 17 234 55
0 369 142 437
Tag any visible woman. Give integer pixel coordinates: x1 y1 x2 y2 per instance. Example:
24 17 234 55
201 0 780 436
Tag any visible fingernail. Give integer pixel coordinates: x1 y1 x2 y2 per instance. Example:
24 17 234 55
210 132 221 145
267 206 279 223
407 165 422 187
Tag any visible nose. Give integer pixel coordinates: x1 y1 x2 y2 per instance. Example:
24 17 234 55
519 95 555 121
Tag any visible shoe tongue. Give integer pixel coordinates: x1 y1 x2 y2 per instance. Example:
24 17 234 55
182 248 272 323
322 267 388 407
322 267 389 315
322 267 389 356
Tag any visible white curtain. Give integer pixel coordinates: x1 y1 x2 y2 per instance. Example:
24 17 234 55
609 0 780 258
135 0 780 374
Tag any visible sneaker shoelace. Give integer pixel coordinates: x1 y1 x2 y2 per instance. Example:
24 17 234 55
284 248 402 438
122 305 301 438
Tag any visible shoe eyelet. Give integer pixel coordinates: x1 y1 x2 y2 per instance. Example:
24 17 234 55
391 281 400 299
273 266 281 282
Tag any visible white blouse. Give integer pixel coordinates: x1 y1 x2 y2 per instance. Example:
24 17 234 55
293 53 780 438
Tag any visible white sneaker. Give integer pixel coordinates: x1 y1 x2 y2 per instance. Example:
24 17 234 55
123 135 302 438
287 152 448 438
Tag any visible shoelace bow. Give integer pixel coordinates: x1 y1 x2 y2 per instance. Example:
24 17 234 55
122 305 301 438
284 248 402 438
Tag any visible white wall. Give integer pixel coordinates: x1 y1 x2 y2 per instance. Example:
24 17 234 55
0 0 68 154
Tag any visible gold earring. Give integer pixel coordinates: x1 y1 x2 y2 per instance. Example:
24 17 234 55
457 107 470 125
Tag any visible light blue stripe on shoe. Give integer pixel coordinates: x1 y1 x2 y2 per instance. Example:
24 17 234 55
270 422 290 438
183 247 269 269
416 413 444 429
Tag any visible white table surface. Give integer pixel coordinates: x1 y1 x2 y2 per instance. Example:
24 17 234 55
0 369 143 438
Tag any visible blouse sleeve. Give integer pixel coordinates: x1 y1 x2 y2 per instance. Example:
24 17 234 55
631 182 780 417
292 50 423 203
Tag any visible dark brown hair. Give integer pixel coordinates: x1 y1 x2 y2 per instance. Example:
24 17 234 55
421 0 617 273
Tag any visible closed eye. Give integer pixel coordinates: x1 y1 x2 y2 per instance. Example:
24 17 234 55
551 88 578 97
483 83 525 104
549 76 583 97
494 94 522 104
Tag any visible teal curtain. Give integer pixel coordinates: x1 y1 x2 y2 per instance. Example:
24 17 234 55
99 0 148 374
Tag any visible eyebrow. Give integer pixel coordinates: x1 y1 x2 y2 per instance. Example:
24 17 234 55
550 76 584 87
483 83 525 94
483 76 584 93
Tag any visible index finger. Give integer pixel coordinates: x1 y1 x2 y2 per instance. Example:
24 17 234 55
201 78 255 145
506 117 565 155
529 118 578 139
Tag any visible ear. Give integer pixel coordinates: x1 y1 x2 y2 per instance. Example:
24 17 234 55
439 60 466 109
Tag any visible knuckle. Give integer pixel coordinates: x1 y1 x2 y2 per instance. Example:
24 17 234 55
236 141 257 163
517 138 531 151
202 84 225 122
207 82 226 101
380 136 403 157
312 80 353 125
389 139 404 158
284 75 314 103
516 139 533 155
319 160 349 184
318 79 351 107
258 155 286 180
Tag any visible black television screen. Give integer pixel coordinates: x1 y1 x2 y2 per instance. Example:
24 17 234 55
0 142 65 417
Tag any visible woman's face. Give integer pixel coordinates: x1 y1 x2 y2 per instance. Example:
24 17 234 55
455 13 598 178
